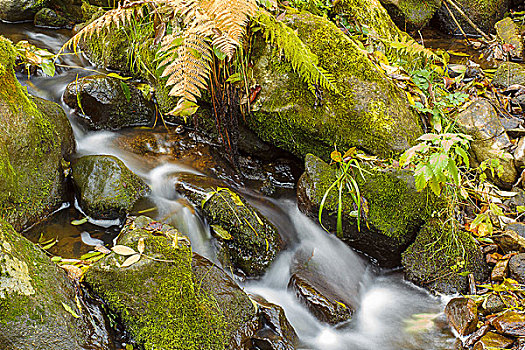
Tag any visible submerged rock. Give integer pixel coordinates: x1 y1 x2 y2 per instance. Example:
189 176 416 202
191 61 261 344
174 173 284 276
0 219 110 349
63 74 155 130
0 36 75 231
436 0 509 35
297 154 430 267
455 98 517 188
85 216 295 349
0 0 44 22
402 220 489 294
247 11 422 159
380 0 442 29
71 155 150 220
444 297 478 336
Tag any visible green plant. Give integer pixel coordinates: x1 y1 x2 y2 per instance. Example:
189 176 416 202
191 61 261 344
319 147 369 236
15 40 56 77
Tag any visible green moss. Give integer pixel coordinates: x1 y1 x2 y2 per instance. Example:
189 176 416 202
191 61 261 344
248 12 421 159
85 217 228 349
492 62 525 88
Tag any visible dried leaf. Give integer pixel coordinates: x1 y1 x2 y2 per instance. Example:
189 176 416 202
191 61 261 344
211 225 232 240
71 217 88 225
137 238 145 254
121 254 141 267
112 245 137 256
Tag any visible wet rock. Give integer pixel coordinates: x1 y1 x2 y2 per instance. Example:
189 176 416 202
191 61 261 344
380 0 442 29
247 11 422 159
455 98 517 188
493 62 525 89
491 258 509 281
249 297 299 350
63 74 155 130
84 216 261 349
491 310 525 336
297 154 431 267
473 331 514 350
174 173 283 277
444 297 478 336
0 37 75 231
402 220 489 293
34 8 69 28
0 219 110 349
0 0 44 22
482 293 506 315
464 325 490 348
286 244 365 325
493 229 525 253
495 17 523 59
515 138 525 169
71 155 150 220
509 253 525 283
436 0 509 35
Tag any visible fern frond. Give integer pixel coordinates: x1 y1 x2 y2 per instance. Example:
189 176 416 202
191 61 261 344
382 35 443 64
158 33 213 108
256 10 339 94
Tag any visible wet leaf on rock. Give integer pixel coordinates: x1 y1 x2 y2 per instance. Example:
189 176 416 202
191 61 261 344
121 254 141 267
61 302 81 318
112 245 138 256
211 225 232 240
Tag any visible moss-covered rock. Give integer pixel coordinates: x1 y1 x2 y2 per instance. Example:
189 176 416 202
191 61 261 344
0 36 75 231
493 62 525 88
71 155 150 219
84 216 259 350
34 7 69 28
402 220 489 294
297 154 432 267
0 0 45 22
63 74 155 130
174 173 284 277
380 0 442 30
248 12 422 159
0 219 110 349
436 0 510 35
495 17 523 59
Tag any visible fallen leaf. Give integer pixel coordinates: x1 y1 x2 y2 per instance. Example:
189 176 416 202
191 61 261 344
112 245 137 256
121 254 141 267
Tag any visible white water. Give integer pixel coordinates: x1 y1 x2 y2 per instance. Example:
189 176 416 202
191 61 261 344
1 23 458 349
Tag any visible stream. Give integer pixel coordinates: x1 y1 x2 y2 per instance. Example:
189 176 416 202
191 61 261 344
1 22 459 350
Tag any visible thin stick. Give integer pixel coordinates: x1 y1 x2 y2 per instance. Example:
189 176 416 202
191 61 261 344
443 1 470 43
443 0 492 41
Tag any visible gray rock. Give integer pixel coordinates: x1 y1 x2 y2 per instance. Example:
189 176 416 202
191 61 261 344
63 75 155 130
456 98 517 188
514 137 525 169
0 0 44 22
297 154 431 267
71 155 150 220
380 0 442 29
0 219 110 349
0 36 75 231
509 253 525 283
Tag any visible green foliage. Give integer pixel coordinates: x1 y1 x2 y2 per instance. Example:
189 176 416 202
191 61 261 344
256 10 339 95
400 132 472 196
14 40 56 78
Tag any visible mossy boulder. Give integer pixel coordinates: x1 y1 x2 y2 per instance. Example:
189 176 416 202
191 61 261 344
380 0 442 30
402 220 489 294
0 36 75 231
455 98 517 188
174 173 284 277
71 155 150 220
0 0 45 22
0 219 110 349
495 17 523 59
436 0 510 35
34 8 69 28
84 216 260 350
248 12 422 159
493 62 525 88
63 74 155 130
297 154 431 267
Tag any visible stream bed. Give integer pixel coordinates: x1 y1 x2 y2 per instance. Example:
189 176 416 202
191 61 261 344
1 22 460 350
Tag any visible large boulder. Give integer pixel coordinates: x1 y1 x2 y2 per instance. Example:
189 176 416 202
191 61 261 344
0 0 44 22
436 0 510 35
85 216 296 349
297 154 431 267
380 0 442 30
0 219 110 349
247 12 422 159
493 62 525 89
402 220 489 294
63 74 156 130
174 174 284 276
71 155 150 220
455 99 517 188
0 36 75 231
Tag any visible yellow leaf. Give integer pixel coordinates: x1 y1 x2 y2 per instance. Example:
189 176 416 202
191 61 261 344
137 238 145 254
112 245 137 256
121 254 141 267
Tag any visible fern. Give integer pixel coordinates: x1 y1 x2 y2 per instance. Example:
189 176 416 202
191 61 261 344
256 10 339 94
381 35 443 64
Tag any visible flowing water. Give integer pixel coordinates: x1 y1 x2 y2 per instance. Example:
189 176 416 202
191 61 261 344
1 23 460 349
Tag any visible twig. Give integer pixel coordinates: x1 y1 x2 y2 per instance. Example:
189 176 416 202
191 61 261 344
443 1 470 43
443 0 492 41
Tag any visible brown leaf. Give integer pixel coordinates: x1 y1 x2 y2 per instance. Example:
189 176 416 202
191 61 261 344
137 238 145 254
121 254 141 268
112 245 137 256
